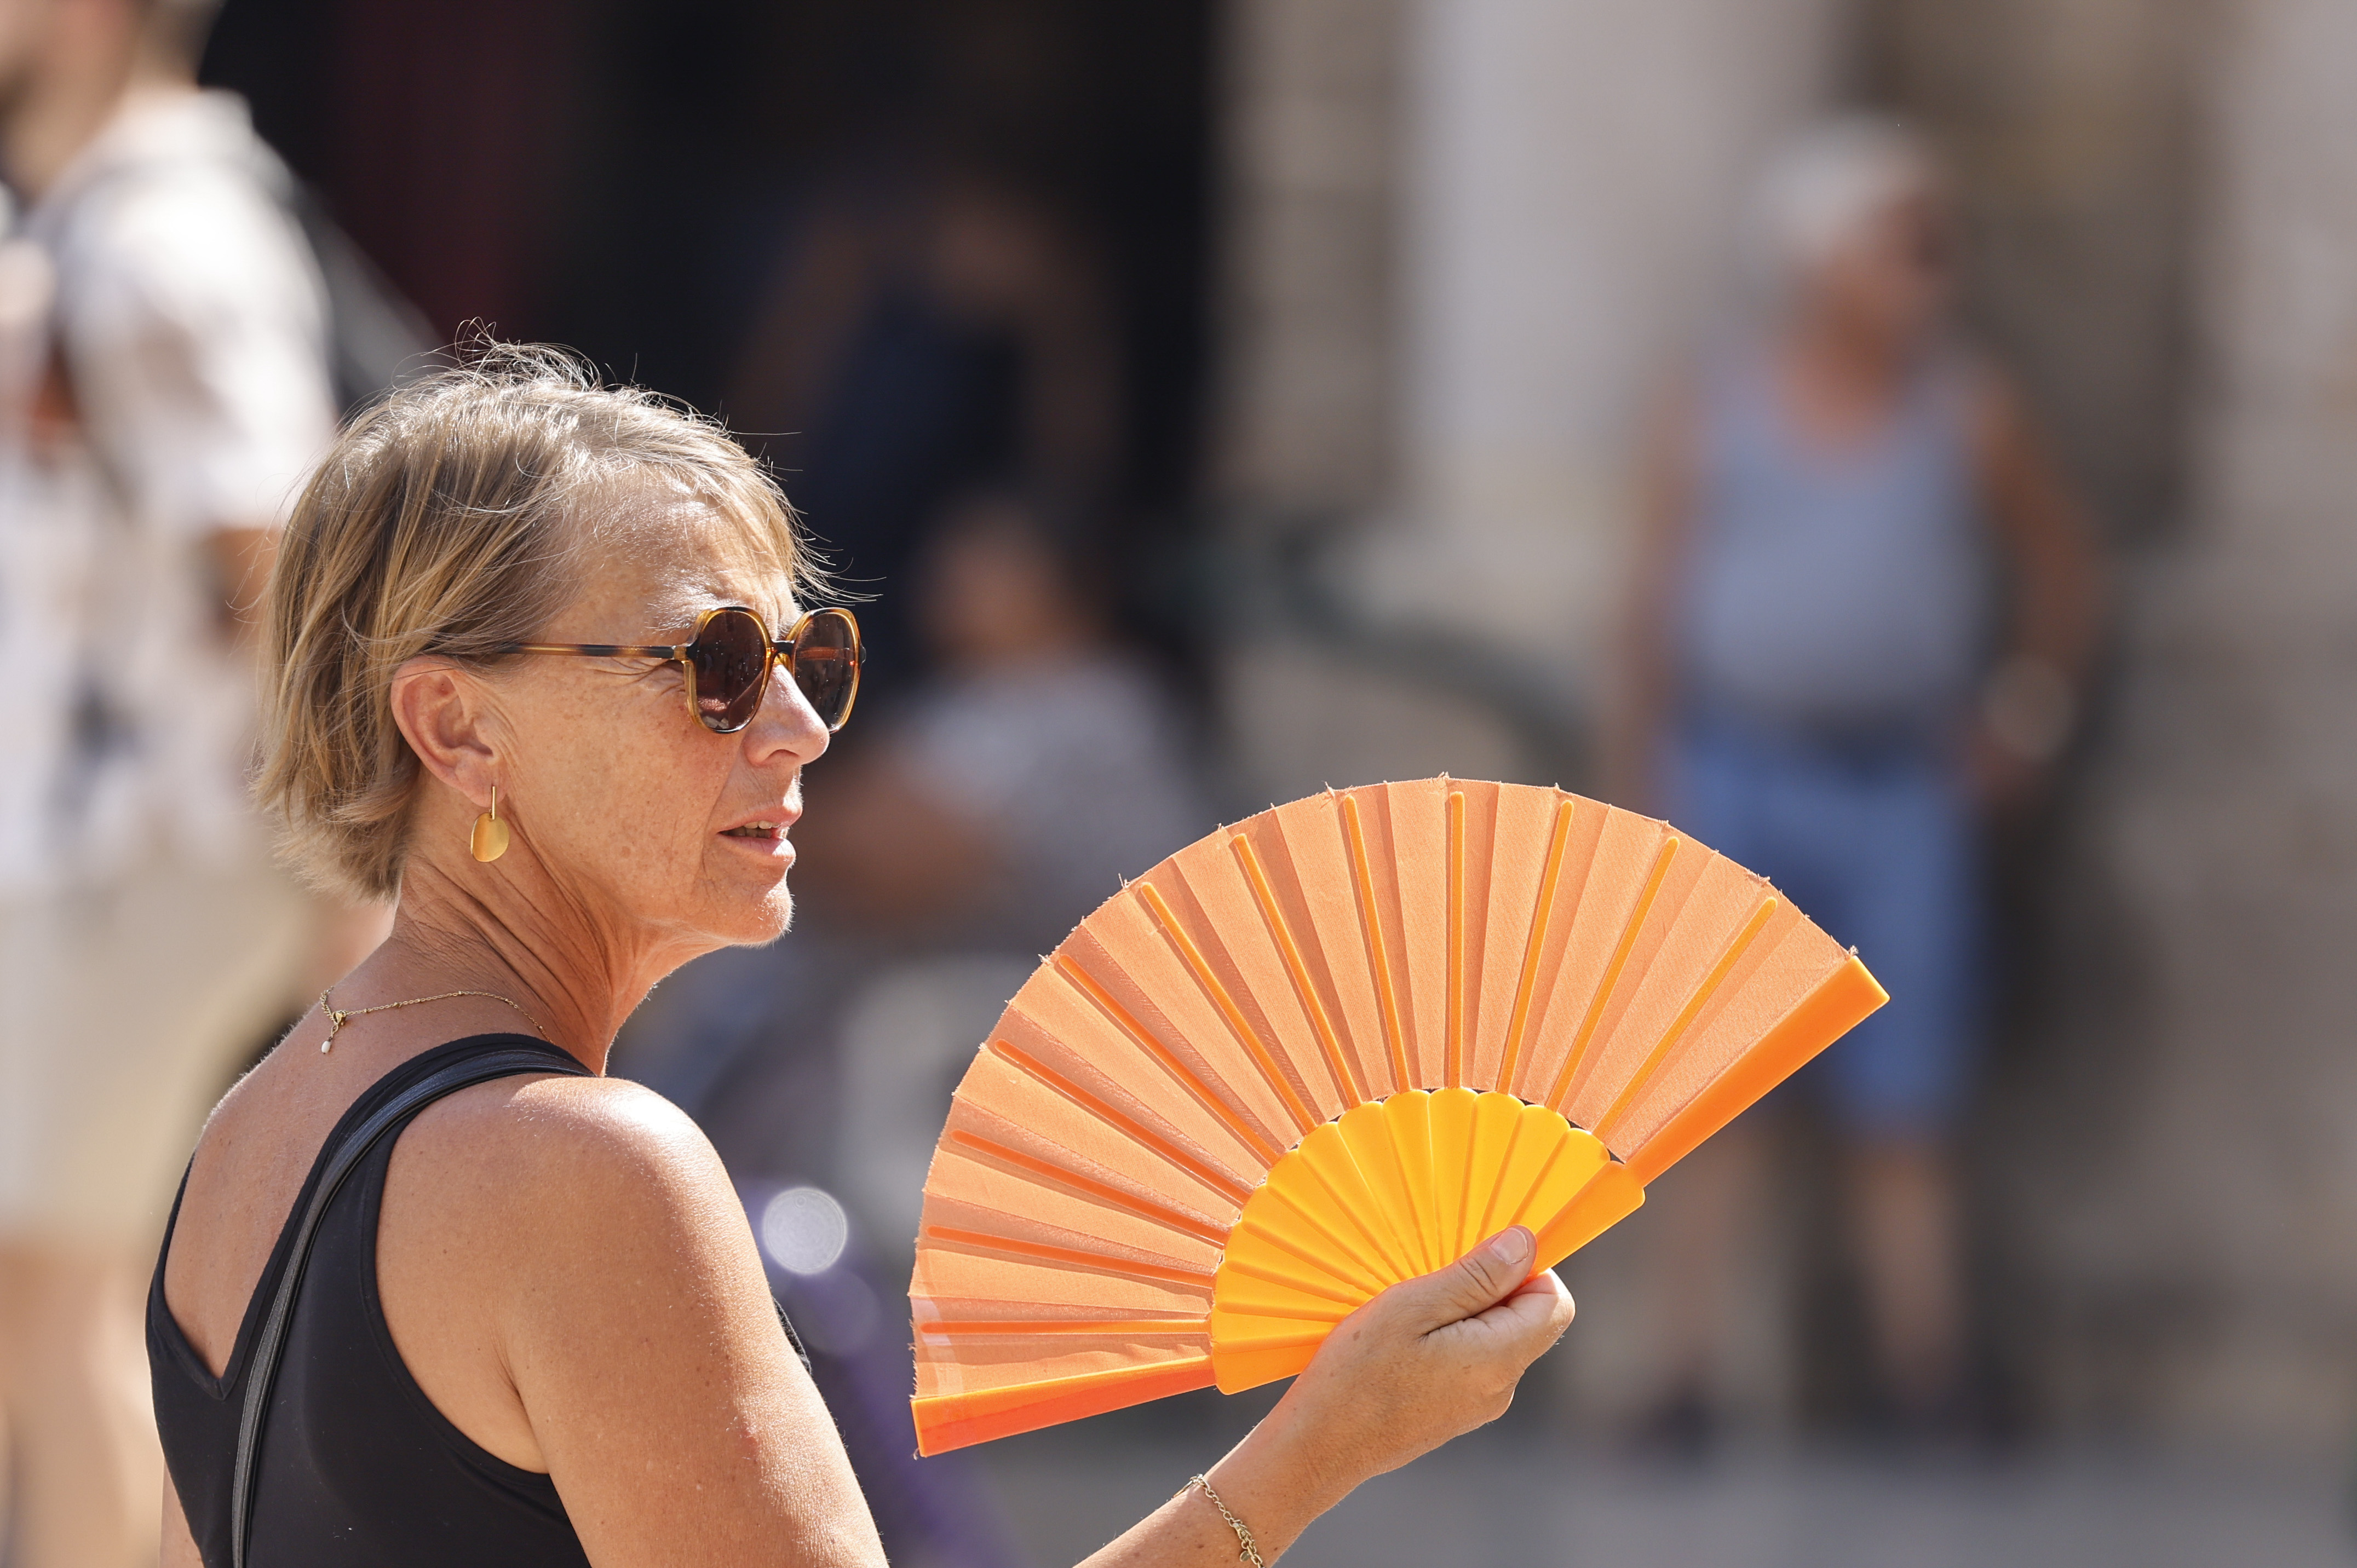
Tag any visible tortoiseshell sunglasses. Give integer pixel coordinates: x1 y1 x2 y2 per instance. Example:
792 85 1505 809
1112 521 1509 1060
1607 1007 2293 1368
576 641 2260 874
498 606 862 734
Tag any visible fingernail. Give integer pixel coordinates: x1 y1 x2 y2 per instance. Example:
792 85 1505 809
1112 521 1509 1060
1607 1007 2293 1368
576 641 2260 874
1486 1226 1533 1267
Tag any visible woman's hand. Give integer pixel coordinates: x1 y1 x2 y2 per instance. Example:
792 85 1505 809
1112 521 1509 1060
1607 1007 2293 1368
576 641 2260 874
1082 1226 1573 1565
1261 1224 1576 1489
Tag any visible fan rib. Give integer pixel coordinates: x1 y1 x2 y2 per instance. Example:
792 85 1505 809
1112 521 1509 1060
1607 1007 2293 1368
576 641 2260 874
1237 1209 1391 1298
988 1040 1254 1206
1532 1162 1646 1263
919 1224 1217 1288
1255 1178 1397 1290
1338 792 1413 1092
921 1318 1209 1337
1624 953 1888 1184
1389 1093 1442 1271
1223 1227 1382 1301
1052 955 1283 1166
1297 1131 1419 1281
1496 795 1578 1094
913 1358 1216 1456
1229 834 1365 1104
1461 1090 1523 1248
1446 790 1467 1088
1595 894 1780 1144
1338 1100 1430 1275
1472 1104 1528 1238
1545 834 1681 1115
945 1131 1231 1246
1498 1125 1574 1233
1214 1298 1350 1325
1222 1256 1364 1307
1135 880 1320 1137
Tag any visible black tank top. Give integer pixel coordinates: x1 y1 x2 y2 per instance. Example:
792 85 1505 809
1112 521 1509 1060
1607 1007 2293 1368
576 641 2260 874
147 1036 595 1568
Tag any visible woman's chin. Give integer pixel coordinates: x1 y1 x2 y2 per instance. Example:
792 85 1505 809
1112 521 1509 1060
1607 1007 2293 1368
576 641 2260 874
677 874 796 951
734 885 796 947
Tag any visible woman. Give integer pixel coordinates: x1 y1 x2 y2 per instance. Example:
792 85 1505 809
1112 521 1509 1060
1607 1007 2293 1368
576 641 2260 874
1610 119 2100 1437
149 347 1576 1565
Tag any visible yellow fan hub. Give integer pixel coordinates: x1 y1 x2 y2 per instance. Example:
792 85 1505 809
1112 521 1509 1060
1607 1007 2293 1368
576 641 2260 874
1206 1087 1644 1393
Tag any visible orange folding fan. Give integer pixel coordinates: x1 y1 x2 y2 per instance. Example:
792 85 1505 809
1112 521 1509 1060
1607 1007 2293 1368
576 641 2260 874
908 778 1885 1454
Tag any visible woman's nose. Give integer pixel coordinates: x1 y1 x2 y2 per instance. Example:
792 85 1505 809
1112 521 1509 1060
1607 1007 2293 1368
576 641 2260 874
748 661 831 766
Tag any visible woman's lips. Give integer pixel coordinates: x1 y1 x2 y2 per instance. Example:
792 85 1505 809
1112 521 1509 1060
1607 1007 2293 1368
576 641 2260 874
721 821 789 840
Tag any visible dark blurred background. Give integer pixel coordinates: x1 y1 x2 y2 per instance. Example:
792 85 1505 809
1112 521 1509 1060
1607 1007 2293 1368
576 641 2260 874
205 0 1215 683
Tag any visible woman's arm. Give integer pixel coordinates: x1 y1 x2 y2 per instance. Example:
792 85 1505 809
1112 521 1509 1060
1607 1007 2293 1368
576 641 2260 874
463 1080 887 1566
469 1082 1568 1566
1968 369 2106 806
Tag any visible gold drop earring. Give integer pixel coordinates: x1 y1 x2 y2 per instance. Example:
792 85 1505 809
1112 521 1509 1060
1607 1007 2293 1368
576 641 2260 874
470 785 511 863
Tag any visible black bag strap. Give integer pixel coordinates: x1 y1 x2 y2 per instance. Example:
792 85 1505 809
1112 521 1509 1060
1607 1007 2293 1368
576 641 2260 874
230 1047 588 1568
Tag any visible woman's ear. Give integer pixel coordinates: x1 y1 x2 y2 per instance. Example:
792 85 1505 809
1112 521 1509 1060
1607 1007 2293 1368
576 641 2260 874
389 658 501 810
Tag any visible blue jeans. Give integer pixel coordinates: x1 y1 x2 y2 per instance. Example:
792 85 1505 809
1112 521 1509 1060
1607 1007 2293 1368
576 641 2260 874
1666 716 1981 1139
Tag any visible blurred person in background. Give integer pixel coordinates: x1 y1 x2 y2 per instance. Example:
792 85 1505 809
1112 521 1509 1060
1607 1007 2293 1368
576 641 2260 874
796 487 1205 955
728 155 1122 688
1609 117 2102 1443
0 0 376 1560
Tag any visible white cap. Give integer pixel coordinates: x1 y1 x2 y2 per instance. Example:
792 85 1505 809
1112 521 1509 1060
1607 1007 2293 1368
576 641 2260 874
1747 115 1940 288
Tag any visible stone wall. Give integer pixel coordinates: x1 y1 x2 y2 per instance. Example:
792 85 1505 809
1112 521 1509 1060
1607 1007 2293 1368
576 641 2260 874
1212 0 1406 516
1990 0 2357 1445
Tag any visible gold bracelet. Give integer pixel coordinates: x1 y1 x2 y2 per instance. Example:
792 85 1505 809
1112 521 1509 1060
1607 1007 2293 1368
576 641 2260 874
1180 1474 1264 1567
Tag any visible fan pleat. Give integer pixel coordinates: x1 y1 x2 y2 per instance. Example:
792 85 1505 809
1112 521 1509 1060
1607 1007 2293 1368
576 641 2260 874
1611 916 1827 1150
946 1073 1218 1217
1136 874 1324 1134
1077 900 1305 1154
910 780 1887 1454
1335 793 1416 1094
1000 965 1272 1184
1050 937 1290 1166
916 1225 1216 1290
1382 782 1456 1088
986 1040 1256 1205
1169 832 1352 1122
1519 814 1676 1109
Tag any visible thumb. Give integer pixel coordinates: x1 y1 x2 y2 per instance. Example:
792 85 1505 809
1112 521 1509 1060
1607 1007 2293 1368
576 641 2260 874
1389 1225 1536 1330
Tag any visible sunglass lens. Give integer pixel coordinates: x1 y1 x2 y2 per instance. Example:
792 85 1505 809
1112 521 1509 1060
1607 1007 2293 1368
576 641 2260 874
791 610 858 730
687 608 771 731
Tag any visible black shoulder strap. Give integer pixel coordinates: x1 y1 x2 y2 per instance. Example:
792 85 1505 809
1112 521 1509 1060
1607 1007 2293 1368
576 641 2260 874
230 1047 588 1568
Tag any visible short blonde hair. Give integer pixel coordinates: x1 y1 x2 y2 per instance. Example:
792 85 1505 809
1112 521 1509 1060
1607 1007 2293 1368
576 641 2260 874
257 344 811 901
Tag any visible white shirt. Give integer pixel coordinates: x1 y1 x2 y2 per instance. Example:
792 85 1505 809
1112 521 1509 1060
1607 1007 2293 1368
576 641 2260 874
0 90 334 892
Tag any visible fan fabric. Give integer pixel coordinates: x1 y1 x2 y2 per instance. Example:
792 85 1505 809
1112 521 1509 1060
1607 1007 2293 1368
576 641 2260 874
908 779 1885 1454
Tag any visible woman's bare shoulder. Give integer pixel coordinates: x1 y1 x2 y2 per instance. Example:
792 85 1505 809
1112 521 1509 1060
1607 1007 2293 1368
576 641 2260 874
399 1071 739 1244
383 1070 779 1404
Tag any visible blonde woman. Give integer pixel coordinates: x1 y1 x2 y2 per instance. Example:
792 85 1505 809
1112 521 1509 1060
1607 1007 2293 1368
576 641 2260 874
148 349 1576 1566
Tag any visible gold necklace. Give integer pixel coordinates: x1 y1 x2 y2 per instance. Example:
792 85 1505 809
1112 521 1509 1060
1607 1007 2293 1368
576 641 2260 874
317 988 545 1053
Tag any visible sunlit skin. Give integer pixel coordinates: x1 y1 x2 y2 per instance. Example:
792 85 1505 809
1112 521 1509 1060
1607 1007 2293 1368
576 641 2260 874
158 481 1579 1566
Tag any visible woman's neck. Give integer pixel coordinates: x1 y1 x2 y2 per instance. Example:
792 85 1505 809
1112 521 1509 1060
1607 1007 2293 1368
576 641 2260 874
345 852 700 1073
